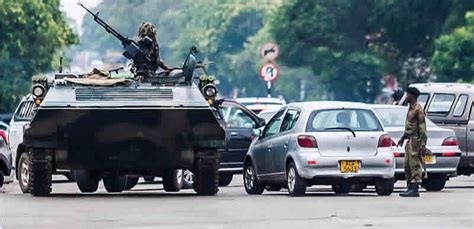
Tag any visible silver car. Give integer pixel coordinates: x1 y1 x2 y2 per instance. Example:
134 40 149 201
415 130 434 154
0 129 12 187
244 102 395 196
372 105 461 191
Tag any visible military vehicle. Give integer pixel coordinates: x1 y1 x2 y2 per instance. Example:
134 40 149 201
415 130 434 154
21 3 225 196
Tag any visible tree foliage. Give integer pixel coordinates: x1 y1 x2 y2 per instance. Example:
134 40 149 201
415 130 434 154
432 11 474 82
0 0 77 112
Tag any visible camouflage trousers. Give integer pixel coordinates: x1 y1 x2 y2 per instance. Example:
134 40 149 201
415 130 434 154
404 138 423 184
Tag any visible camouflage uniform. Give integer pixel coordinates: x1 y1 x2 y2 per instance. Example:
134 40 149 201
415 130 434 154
133 22 170 77
403 103 427 184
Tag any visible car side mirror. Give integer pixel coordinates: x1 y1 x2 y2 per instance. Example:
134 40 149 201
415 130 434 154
255 117 266 128
252 129 262 138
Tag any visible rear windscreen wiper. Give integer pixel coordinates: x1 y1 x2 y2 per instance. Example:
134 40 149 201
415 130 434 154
324 127 356 137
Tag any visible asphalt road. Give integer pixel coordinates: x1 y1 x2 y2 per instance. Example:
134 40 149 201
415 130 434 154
1 175 473 229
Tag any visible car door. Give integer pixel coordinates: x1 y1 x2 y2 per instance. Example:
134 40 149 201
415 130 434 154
467 101 474 155
272 108 301 176
219 100 265 169
252 109 285 176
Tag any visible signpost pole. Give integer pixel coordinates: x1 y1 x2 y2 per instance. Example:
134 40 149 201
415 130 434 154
267 81 272 98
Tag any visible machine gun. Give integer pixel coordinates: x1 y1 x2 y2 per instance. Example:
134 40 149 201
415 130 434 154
78 2 156 77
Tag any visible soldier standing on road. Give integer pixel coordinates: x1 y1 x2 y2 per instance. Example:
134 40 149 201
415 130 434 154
397 87 428 197
133 22 172 79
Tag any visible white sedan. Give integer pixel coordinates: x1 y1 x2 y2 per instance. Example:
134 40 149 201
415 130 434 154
244 101 395 196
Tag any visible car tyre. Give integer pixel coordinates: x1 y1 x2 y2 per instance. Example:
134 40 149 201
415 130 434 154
29 150 52 197
332 183 351 195
18 152 32 193
375 178 394 196
103 175 127 193
219 173 233 187
193 153 219 196
287 162 306 196
243 162 264 195
163 169 184 192
421 174 447 191
0 170 4 188
75 170 100 193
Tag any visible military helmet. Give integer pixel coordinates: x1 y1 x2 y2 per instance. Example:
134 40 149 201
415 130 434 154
138 22 157 38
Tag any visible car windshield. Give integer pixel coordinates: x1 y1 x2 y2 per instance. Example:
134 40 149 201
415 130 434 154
306 109 383 132
241 102 283 106
373 107 436 127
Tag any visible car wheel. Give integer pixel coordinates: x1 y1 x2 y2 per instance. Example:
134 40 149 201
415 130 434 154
243 162 264 195
124 176 139 191
375 178 394 196
182 170 193 189
287 162 307 196
18 153 31 193
219 173 233 187
332 183 351 195
163 169 184 192
75 170 100 193
421 174 447 191
103 175 127 193
0 170 4 188
143 176 155 182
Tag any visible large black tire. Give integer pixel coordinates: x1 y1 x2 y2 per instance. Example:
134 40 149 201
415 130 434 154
243 162 264 195
193 154 219 196
65 171 76 182
124 176 139 191
18 153 31 193
218 173 233 187
375 178 394 196
422 174 447 191
29 150 52 197
163 169 184 192
0 170 4 188
287 162 307 196
103 175 127 193
75 170 100 193
332 183 351 195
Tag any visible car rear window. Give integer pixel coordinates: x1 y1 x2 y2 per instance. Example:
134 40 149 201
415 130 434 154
14 101 36 121
373 107 436 127
452 95 468 117
427 93 455 115
306 109 383 132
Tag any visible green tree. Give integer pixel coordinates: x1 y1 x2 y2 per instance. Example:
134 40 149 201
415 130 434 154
0 0 77 112
432 11 474 82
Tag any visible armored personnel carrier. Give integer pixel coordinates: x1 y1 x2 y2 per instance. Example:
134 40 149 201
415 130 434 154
21 4 225 196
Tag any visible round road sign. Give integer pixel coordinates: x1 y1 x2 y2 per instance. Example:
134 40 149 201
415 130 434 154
260 62 280 82
259 42 280 61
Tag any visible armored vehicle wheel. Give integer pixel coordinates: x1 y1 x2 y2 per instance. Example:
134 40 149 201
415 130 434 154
28 150 52 197
193 152 219 196
422 174 447 191
332 183 351 195
103 175 127 193
18 153 32 193
124 176 139 190
144 176 155 182
163 169 184 192
218 173 233 187
375 178 394 196
75 170 100 193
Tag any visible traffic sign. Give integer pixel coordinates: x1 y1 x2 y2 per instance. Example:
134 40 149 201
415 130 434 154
259 42 279 61
260 62 280 82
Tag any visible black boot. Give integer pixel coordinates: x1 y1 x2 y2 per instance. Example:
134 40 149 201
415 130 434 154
400 183 420 197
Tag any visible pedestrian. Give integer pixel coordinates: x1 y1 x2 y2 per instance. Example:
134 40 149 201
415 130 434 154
397 87 428 197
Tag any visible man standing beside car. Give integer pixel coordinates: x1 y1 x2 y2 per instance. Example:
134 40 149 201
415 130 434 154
397 87 428 197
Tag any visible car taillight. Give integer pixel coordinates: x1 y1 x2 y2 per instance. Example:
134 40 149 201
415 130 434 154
442 137 458 146
378 134 392 148
0 130 7 144
297 135 318 148
391 139 397 147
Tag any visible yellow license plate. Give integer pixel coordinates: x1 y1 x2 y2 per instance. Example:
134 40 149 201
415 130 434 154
425 155 436 164
339 160 360 173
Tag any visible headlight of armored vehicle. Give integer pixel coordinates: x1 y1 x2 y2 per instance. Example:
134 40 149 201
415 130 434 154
202 84 217 99
32 84 45 98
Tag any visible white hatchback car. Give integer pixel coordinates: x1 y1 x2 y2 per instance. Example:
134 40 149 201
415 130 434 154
244 101 395 196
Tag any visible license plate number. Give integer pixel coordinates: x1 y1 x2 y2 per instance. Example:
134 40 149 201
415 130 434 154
339 160 359 173
425 155 436 164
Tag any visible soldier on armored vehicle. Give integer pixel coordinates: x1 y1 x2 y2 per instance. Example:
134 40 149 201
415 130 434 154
20 3 224 196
